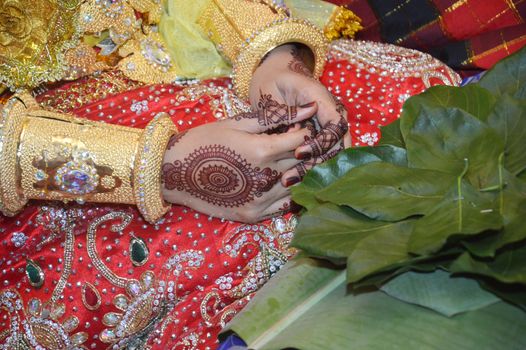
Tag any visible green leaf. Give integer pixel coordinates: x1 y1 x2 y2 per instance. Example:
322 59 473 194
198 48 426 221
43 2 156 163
291 146 406 210
451 243 526 285
479 45 526 98
292 203 414 282
409 181 502 255
223 258 526 350
380 269 500 317
316 162 456 221
401 84 496 126
479 278 526 312
351 246 462 289
379 119 404 147
462 175 526 257
403 106 504 188
487 95 526 175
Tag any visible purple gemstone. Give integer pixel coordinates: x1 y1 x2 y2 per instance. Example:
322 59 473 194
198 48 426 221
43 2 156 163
61 170 94 194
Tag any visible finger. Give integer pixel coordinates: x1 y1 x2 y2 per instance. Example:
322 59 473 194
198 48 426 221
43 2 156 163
295 115 348 159
259 196 295 221
234 95 318 134
294 88 349 159
267 126 315 159
282 140 345 187
276 157 303 171
343 132 352 149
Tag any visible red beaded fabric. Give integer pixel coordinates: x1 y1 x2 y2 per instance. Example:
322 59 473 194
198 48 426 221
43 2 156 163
0 41 459 349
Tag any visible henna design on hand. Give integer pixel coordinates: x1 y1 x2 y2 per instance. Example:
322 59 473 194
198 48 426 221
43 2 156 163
166 130 188 150
162 145 281 207
288 47 313 78
300 98 348 157
233 92 297 128
296 140 345 178
257 92 297 126
302 116 348 157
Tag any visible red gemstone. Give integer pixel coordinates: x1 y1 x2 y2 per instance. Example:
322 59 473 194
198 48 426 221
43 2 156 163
82 283 101 310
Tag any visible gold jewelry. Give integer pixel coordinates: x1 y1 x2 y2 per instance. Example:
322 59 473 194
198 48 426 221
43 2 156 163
0 93 177 223
324 6 363 41
198 0 329 99
0 0 83 91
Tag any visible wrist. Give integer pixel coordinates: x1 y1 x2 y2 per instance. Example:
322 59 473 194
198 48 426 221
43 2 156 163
161 132 189 207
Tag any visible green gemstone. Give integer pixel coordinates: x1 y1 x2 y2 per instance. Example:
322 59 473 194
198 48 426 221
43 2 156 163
130 237 149 266
26 259 44 288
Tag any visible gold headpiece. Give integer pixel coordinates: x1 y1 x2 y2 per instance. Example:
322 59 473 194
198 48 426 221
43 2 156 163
0 94 177 223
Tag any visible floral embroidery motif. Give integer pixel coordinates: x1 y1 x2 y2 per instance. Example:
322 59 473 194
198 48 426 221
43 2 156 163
100 271 176 347
0 290 87 349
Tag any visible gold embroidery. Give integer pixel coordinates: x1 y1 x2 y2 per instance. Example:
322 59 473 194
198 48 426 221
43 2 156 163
51 224 75 303
0 290 88 349
222 216 297 298
87 211 133 288
200 290 222 325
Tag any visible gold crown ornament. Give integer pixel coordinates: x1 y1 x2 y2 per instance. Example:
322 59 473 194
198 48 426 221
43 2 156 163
198 0 329 99
0 94 177 223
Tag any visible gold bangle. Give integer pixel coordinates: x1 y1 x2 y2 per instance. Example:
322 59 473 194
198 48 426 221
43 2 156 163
134 113 175 224
0 93 177 224
232 18 329 99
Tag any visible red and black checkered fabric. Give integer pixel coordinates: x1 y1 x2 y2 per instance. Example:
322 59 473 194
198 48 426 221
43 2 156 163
329 0 526 75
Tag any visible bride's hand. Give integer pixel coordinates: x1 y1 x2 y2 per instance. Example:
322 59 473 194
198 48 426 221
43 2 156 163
249 44 351 184
161 101 317 223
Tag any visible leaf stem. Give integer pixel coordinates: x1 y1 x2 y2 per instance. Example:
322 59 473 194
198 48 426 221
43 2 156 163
498 152 504 215
457 158 469 232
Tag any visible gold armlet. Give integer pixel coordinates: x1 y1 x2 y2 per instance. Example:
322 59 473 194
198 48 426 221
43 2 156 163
198 0 328 100
0 94 177 224
233 18 328 99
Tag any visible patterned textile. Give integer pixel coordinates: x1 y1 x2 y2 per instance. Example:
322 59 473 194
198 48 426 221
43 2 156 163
329 0 526 73
0 41 458 349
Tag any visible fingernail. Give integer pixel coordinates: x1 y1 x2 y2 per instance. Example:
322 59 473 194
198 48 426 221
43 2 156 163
290 202 302 213
299 101 316 108
296 151 311 160
284 176 300 187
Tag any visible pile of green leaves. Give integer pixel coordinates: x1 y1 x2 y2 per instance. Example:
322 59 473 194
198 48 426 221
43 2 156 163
222 49 526 349
291 50 526 304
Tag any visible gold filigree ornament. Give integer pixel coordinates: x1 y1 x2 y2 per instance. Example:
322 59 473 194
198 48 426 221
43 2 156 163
0 0 83 91
117 32 178 84
63 41 111 81
0 290 88 349
78 0 138 44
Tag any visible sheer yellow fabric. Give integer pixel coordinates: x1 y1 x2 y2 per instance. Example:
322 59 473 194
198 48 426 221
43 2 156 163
283 0 336 29
159 0 231 79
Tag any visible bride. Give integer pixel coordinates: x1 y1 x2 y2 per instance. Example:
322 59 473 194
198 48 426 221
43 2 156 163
0 0 459 348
